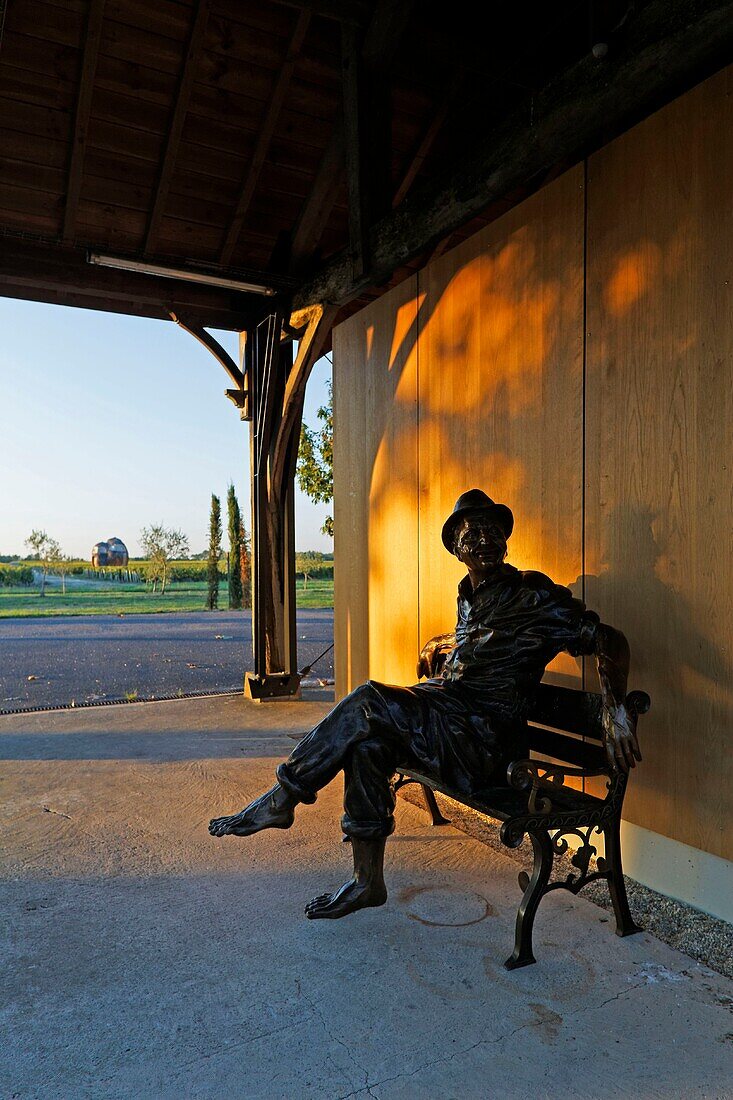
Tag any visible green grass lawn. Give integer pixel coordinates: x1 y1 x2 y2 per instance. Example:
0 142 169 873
292 578 334 608
0 578 333 617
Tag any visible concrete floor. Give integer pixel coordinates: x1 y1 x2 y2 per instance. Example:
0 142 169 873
1 694 731 1099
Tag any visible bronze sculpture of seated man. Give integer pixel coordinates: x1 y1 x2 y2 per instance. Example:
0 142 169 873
209 488 641 919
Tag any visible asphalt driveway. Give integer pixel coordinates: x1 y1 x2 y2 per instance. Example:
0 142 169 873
0 610 334 712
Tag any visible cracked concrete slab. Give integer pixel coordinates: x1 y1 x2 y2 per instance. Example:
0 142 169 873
1 694 731 1099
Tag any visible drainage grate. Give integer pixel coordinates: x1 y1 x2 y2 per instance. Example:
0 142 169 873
0 679 335 717
0 688 243 716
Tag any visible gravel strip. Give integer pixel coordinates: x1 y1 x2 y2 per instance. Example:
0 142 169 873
399 786 733 980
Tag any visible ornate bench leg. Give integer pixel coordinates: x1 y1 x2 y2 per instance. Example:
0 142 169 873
505 830 553 970
420 784 450 826
603 819 643 937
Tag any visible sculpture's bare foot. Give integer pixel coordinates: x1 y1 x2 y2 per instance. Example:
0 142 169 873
304 878 388 920
208 784 295 837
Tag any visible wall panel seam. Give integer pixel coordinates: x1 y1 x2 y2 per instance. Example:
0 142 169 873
582 156 588 692
416 265 421 656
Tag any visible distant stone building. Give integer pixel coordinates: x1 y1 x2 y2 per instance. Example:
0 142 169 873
91 538 129 568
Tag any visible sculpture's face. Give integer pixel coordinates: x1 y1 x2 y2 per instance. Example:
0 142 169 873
453 514 507 576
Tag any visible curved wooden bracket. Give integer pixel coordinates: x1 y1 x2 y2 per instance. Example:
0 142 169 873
169 311 245 390
271 303 338 495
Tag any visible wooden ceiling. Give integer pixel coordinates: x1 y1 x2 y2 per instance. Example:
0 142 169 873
0 0 731 335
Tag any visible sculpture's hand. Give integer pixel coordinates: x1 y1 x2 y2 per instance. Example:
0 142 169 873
417 634 455 679
602 702 642 773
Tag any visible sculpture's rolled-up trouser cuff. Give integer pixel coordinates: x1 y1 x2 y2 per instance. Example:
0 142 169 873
340 813 396 840
276 762 318 805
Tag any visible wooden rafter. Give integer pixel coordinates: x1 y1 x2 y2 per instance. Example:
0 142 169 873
293 0 733 310
357 0 411 228
289 115 344 270
145 0 211 255
62 0 105 244
340 23 365 277
359 0 416 69
218 9 311 268
0 0 8 54
392 73 463 208
286 0 415 273
268 0 370 25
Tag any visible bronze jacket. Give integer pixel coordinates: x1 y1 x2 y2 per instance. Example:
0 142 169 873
440 564 599 716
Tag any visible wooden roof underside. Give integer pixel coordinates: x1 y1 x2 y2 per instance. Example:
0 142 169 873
0 0 731 337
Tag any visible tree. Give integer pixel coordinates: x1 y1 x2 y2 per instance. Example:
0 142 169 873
296 378 333 538
239 518 252 608
227 483 243 610
141 537 165 593
295 550 325 590
44 537 67 594
25 529 51 595
207 495 222 610
140 525 189 595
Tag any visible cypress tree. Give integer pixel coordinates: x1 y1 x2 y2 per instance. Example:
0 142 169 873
207 494 222 610
239 518 252 608
227 483 243 609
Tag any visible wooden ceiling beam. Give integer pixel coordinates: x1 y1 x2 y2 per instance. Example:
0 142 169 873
145 0 211 255
218 9 311 268
62 0 105 244
0 279 250 331
0 237 262 330
293 0 733 309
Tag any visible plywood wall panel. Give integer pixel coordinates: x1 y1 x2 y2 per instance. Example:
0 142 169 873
417 168 586 686
333 306 368 697
333 276 421 696
332 67 733 865
584 67 733 859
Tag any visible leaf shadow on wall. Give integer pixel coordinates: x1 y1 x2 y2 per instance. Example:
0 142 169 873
571 505 732 830
363 204 586 686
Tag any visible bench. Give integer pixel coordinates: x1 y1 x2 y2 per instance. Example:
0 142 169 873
394 682 651 969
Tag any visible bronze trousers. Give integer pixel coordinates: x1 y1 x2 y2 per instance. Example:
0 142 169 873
276 678 519 839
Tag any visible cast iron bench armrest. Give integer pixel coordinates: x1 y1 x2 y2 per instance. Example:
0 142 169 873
625 689 652 717
506 758 611 815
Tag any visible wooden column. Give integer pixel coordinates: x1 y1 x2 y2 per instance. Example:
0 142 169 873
171 304 332 701
247 314 300 697
246 304 335 700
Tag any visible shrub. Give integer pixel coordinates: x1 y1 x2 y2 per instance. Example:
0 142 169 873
295 563 333 581
0 565 34 587
168 562 226 582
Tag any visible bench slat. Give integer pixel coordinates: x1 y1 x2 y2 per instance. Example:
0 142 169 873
528 683 604 738
398 767 606 821
527 725 607 770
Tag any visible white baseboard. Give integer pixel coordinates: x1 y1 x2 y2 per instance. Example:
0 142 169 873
618 820 733 925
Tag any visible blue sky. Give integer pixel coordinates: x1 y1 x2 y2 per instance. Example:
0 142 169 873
0 298 333 559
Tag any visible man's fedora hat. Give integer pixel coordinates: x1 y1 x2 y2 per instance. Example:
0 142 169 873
441 488 514 552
